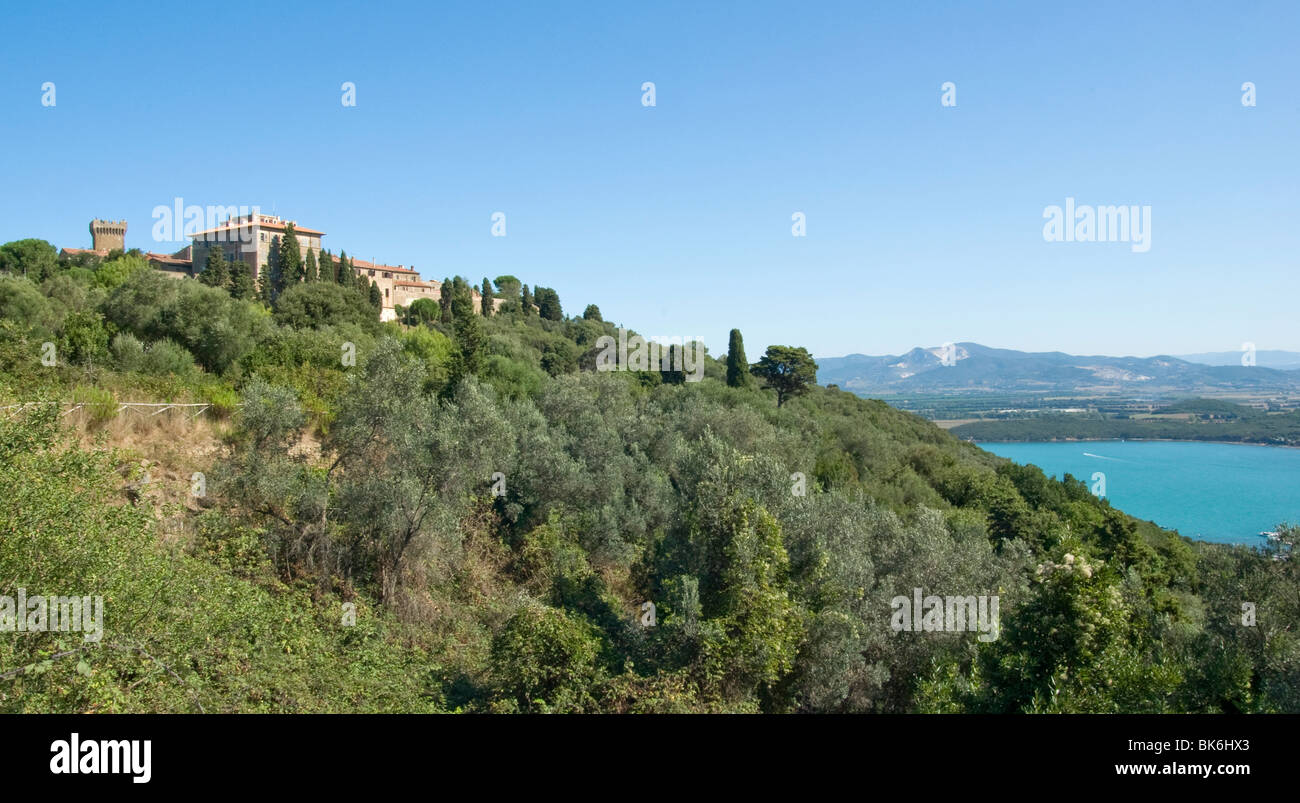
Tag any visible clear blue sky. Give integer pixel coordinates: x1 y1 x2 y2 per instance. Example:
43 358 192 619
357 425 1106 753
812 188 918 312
2 0 1296 359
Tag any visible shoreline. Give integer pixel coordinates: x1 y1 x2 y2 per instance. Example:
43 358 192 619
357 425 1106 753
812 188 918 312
967 436 1300 450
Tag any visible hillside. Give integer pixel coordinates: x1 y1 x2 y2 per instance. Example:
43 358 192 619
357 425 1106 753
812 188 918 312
1 243 1298 713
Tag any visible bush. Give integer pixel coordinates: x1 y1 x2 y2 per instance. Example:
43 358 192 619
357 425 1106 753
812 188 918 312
141 338 196 377
201 383 240 418
93 253 150 290
489 605 605 712
58 310 110 366
110 332 145 372
71 385 117 426
0 274 61 337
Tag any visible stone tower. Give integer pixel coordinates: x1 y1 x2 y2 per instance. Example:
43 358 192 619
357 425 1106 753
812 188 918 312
90 219 127 252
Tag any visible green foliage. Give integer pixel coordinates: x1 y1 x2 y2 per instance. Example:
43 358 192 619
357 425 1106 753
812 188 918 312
0 253 1294 715
304 249 318 283
71 385 117 425
0 274 62 337
273 282 379 331
401 297 440 325
93 253 150 291
199 247 230 289
0 239 59 282
751 345 818 407
277 223 304 291
534 286 563 321
489 605 605 712
141 338 196 376
726 328 751 388
102 270 271 374
0 409 439 712
58 310 110 366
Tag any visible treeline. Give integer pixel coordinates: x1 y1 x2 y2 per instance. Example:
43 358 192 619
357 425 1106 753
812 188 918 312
0 237 1297 713
951 403 1300 446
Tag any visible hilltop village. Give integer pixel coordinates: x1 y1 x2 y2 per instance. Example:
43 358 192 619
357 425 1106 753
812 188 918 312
62 215 499 321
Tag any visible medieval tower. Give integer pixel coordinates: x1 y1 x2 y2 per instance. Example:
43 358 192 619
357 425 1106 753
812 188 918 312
90 219 127 252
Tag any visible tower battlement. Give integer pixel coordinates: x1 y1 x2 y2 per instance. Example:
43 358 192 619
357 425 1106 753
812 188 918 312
90 219 127 252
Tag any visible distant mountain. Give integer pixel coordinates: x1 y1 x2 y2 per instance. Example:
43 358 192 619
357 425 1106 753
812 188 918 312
1175 350 1300 371
817 342 1300 397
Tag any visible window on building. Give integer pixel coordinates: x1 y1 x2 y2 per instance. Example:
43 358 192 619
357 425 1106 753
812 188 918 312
383 272 391 279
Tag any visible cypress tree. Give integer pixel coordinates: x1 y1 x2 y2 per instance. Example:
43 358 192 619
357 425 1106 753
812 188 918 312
319 250 336 283
258 263 274 304
199 246 229 288
726 328 752 388
521 284 534 317
230 257 256 299
275 224 303 294
284 224 305 283
305 249 318 282
337 250 352 287
481 277 493 317
368 279 382 310
450 276 484 379
439 276 453 320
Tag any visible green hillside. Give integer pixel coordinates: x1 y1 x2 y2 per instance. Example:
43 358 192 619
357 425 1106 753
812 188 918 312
1 241 1297 713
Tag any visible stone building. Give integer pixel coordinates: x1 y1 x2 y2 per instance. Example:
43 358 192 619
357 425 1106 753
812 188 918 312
69 213 506 321
190 213 323 288
349 258 422 320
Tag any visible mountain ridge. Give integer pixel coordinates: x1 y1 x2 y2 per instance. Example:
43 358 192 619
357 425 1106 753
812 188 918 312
818 342 1300 396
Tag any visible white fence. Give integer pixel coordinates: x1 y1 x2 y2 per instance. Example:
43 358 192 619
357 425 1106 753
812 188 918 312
0 401 218 420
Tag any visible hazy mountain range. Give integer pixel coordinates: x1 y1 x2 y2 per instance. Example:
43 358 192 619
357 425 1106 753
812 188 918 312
1174 350 1300 371
816 343 1300 397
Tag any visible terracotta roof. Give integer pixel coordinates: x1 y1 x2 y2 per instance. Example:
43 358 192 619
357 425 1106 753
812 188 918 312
351 258 419 275
61 247 109 257
393 280 439 289
191 220 325 238
146 252 192 267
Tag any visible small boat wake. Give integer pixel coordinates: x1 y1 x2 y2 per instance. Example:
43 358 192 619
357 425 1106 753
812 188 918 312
1082 452 1124 461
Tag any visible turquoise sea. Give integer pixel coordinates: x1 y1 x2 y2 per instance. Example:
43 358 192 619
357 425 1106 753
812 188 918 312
976 440 1300 545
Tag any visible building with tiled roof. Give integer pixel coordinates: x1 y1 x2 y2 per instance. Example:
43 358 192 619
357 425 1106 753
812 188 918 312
67 212 502 321
190 213 323 289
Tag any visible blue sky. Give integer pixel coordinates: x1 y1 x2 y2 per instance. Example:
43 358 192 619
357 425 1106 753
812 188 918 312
2 0 1296 359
